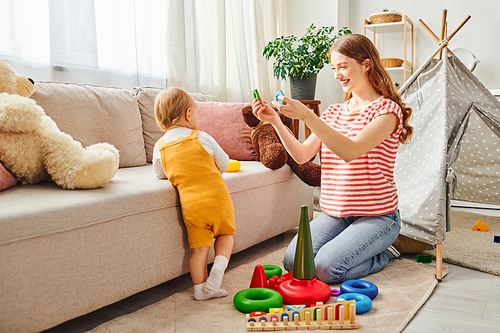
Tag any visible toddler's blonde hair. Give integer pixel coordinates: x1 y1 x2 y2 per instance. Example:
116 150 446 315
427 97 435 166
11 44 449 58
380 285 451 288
154 87 195 132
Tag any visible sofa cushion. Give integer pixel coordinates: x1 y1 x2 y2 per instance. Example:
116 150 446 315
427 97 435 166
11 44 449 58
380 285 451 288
135 87 255 162
196 102 255 161
31 82 146 168
0 162 306 244
0 161 17 191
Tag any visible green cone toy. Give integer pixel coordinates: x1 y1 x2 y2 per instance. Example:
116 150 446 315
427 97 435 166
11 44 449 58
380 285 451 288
278 205 331 305
293 205 316 279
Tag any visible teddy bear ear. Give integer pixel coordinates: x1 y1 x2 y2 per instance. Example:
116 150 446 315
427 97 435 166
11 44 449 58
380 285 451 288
16 75 35 97
241 105 261 128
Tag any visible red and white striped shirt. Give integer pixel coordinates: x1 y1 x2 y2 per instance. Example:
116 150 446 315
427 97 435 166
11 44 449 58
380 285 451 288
319 97 403 217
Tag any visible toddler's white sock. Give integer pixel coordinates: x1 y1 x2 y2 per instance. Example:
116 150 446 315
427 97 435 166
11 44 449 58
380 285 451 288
193 282 228 301
204 255 229 291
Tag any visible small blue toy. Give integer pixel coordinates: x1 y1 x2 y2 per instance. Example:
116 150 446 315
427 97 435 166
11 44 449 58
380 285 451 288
336 293 372 314
340 280 378 299
273 90 285 104
286 304 305 311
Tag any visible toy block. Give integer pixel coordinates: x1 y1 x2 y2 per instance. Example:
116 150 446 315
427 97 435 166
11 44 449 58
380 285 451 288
269 271 293 291
473 219 489 232
286 304 305 311
273 90 285 104
252 89 260 100
249 311 267 317
278 206 331 305
494 236 500 243
262 264 282 279
245 300 358 331
416 254 433 264
249 264 269 288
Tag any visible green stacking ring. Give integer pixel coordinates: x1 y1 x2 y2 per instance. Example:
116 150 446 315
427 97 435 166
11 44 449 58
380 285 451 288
233 288 283 313
262 265 282 279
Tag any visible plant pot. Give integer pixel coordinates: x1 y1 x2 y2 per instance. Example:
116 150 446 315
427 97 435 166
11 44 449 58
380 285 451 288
289 73 317 100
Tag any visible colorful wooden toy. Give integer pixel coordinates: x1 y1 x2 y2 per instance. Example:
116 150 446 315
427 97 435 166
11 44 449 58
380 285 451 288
252 89 260 100
249 264 269 289
331 288 341 297
233 288 283 313
263 264 282 280
286 304 306 311
473 219 489 232
336 293 372 314
226 159 241 172
416 254 433 264
245 301 359 331
277 206 331 305
340 280 378 299
269 272 293 291
273 90 285 104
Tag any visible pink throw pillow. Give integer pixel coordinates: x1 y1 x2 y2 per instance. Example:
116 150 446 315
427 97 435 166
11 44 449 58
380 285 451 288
0 162 17 191
197 102 256 161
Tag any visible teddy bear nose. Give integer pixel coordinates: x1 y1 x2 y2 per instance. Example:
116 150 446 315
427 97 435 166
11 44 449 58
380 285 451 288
28 78 34 85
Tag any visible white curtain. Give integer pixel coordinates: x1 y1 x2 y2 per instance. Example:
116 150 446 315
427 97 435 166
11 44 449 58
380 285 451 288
0 0 169 88
0 0 282 101
166 0 283 102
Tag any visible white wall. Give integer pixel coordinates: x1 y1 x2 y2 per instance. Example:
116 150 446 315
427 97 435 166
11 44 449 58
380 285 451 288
283 0 500 111
349 0 500 90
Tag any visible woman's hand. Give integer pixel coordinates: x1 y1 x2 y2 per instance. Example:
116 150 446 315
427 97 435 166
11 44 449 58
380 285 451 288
251 99 280 125
271 96 313 121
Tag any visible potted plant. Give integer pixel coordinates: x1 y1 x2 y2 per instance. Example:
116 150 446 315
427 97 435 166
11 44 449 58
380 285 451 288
263 24 351 100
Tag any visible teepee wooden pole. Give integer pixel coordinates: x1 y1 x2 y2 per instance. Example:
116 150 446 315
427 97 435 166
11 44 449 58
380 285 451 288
435 243 443 281
418 19 454 56
427 14 471 60
447 15 471 42
438 9 447 60
430 42 448 59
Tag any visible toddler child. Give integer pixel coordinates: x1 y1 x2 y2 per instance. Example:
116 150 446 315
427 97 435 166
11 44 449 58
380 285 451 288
152 87 235 300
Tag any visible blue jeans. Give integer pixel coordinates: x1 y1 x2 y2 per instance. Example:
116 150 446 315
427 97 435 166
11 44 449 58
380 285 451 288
283 210 401 284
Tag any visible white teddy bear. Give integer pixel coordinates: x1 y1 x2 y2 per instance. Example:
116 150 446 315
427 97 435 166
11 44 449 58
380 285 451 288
0 59 119 189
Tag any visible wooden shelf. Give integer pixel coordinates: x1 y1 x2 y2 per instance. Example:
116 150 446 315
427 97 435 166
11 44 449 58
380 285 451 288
364 21 413 30
363 15 414 83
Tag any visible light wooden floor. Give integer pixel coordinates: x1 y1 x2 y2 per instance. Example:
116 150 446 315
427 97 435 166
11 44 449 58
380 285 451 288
402 258 500 332
403 205 500 333
42 206 500 333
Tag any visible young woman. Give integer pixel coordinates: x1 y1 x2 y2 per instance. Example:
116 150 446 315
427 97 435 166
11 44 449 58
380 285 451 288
252 34 412 283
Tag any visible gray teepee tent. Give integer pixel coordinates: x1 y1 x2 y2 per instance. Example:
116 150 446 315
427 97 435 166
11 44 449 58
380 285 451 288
393 10 500 280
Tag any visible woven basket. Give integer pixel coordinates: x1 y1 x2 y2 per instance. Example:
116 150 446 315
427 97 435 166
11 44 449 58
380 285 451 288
381 58 404 68
380 58 403 67
369 12 402 24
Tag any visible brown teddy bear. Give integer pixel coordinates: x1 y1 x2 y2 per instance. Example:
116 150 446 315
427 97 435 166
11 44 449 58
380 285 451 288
241 105 320 187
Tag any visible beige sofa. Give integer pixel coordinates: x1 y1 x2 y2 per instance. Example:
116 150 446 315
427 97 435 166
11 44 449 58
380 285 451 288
0 83 314 333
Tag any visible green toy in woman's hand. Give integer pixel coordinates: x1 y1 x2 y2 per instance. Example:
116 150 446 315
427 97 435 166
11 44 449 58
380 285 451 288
252 89 260 100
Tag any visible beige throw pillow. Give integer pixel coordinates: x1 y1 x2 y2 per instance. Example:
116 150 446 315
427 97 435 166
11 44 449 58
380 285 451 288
31 82 146 168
